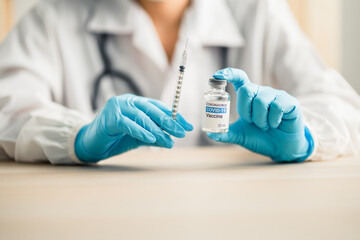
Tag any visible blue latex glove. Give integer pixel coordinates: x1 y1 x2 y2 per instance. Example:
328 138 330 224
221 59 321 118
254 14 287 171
75 94 193 163
208 68 314 162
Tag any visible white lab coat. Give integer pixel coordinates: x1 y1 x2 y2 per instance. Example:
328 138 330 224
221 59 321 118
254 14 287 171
0 0 359 164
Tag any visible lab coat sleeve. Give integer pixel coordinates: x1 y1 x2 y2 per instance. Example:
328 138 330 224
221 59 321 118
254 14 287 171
0 3 90 164
262 0 360 160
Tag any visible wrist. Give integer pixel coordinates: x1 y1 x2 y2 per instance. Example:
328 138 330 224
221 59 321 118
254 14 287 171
74 125 101 163
68 122 88 164
271 125 315 163
296 126 315 162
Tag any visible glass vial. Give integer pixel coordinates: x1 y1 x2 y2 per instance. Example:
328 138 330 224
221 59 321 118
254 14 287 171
202 78 230 133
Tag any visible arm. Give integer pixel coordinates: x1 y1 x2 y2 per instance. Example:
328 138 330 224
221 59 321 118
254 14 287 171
208 0 360 161
0 3 193 164
209 68 313 162
264 0 360 160
0 3 89 164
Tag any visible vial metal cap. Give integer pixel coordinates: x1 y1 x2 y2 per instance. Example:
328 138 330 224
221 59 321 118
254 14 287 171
209 78 227 87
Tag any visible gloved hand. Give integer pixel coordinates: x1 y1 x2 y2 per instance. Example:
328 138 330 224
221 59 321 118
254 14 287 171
75 94 193 163
208 68 314 162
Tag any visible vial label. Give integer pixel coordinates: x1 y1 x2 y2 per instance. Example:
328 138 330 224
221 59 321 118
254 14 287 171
202 100 230 132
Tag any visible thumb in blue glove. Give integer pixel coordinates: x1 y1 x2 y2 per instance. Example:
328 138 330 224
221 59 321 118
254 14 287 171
208 68 314 162
75 94 193 163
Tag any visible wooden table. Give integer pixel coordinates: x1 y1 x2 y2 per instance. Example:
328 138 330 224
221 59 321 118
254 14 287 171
0 147 359 240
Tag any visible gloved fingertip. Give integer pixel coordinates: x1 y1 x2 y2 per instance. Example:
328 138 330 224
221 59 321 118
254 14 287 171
169 121 187 138
269 122 280 129
184 123 193 131
206 132 222 141
174 114 193 131
175 130 186 138
144 133 157 143
213 73 225 79
163 139 174 149
213 69 224 75
261 126 269 132
213 67 233 79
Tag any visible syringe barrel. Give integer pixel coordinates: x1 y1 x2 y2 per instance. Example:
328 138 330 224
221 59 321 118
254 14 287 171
171 39 188 120
171 68 185 120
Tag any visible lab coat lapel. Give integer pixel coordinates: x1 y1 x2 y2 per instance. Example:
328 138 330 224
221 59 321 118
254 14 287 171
190 0 245 48
86 0 168 72
131 4 168 72
86 0 132 34
85 0 245 72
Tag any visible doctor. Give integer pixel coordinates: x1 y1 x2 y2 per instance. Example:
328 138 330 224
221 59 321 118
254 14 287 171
0 0 359 164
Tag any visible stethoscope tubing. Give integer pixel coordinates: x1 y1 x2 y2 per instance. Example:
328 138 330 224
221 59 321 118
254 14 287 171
91 33 142 111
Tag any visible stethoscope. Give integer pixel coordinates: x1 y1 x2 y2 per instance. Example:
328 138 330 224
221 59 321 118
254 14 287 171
91 33 143 111
91 33 229 112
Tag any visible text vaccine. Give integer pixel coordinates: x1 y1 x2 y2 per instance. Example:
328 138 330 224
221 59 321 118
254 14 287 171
202 78 230 133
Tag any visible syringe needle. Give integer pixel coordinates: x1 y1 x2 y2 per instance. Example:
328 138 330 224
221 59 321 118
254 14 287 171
171 39 189 120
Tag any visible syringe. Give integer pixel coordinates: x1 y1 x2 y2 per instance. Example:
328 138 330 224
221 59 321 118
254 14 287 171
171 38 188 120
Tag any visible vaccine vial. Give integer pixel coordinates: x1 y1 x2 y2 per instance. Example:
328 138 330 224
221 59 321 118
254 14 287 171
202 78 230 133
